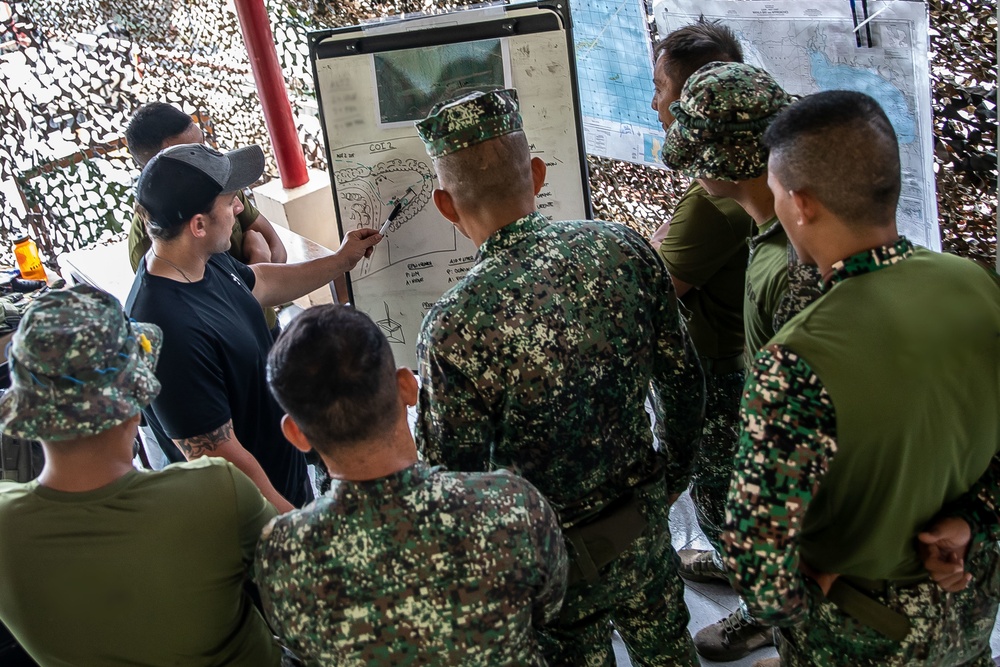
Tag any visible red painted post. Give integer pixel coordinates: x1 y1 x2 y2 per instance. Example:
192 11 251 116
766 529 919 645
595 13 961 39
233 0 309 189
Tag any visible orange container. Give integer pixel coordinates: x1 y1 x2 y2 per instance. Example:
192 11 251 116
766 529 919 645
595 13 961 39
13 236 47 281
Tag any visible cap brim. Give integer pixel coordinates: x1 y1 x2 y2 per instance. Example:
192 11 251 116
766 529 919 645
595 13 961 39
222 145 265 193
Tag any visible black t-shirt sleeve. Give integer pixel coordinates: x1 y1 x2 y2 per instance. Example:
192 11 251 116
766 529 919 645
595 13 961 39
215 252 256 291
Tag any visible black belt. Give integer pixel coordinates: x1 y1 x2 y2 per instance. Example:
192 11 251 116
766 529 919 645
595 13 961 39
826 575 919 642
563 470 664 585
700 353 744 376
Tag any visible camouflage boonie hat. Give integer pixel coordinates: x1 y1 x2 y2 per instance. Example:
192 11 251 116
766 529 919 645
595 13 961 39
416 88 523 158
0 285 162 441
661 62 793 181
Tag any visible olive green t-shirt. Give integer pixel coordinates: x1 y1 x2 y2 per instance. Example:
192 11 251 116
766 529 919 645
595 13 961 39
656 181 753 362
0 458 281 667
129 190 277 329
743 216 788 358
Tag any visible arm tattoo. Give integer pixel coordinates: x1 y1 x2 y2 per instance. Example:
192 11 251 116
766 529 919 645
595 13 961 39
173 421 235 459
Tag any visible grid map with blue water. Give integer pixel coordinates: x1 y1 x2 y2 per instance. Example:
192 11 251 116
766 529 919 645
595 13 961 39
570 0 664 165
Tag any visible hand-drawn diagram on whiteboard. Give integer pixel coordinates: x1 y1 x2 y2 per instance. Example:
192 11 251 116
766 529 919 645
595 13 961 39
376 301 405 344
654 0 938 249
570 0 664 167
333 155 446 279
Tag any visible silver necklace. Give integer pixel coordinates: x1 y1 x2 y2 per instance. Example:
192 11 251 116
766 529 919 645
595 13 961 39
150 248 194 283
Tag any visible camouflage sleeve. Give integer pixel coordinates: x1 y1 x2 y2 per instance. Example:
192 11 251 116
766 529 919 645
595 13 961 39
943 457 1000 548
526 484 569 627
721 344 837 626
772 248 823 333
649 264 705 495
415 329 493 471
252 516 287 640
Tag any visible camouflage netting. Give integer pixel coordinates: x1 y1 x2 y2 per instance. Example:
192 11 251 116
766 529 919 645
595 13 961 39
927 0 996 268
0 0 995 270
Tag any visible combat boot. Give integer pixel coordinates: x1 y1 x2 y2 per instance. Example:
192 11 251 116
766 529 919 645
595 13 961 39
677 548 729 584
694 607 776 661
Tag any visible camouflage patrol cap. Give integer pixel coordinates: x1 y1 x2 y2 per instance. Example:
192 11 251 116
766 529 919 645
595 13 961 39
0 285 162 441
416 88 523 158
661 62 793 181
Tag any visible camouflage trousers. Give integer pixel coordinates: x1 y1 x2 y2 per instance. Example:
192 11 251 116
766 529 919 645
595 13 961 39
777 542 1000 667
538 478 699 667
689 368 745 554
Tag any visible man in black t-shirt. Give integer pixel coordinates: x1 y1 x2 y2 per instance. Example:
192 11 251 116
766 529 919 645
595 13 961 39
126 143 381 511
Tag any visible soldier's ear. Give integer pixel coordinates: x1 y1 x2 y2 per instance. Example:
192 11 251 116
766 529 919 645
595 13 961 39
396 368 418 408
280 414 314 454
433 188 460 224
791 189 821 227
530 157 547 196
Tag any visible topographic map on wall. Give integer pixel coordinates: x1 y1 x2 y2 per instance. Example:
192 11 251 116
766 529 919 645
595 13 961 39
570 0 665 167
654 0 938 249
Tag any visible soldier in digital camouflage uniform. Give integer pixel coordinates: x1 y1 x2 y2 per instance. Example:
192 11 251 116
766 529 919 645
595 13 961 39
649 19 754 592
414 89 705 666
660 61 824 661
721 90 1000 667
256 304 568 666
0 285 284 667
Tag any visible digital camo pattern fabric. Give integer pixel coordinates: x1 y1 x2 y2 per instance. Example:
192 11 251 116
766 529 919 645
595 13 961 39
722 345 837 625
415 211 704 526
825 236 914 288
415 88 523 158
661 62 793 181
254 463 568 667
542 476 699 667
774 243 824 335
776 542 1000 667
415 211 703 664
688 368 744 552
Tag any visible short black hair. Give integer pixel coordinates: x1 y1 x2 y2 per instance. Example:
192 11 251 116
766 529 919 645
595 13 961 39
267 305 399 452
764 90 900 227
135 203 185 242
125 103 195 166
653 18 743 86
434 130 533 208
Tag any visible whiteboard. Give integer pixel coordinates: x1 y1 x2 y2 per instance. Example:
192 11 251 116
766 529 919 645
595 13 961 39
310 2 591 367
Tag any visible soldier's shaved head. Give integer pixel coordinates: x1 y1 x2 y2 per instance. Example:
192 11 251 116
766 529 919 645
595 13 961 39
267 305 399 451
764 90 900 228
433 131 534 209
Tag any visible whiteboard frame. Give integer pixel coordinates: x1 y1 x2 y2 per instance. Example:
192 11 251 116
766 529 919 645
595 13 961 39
308 0 592 313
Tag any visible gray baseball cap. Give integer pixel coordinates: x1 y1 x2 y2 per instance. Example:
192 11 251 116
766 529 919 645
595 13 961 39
136 143 264 230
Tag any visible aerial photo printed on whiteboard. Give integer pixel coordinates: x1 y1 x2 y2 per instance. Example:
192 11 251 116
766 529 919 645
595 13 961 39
373 40 512 128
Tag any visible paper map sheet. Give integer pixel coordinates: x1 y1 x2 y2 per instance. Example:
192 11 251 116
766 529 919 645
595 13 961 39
654 0 938 249
570 0 665 167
